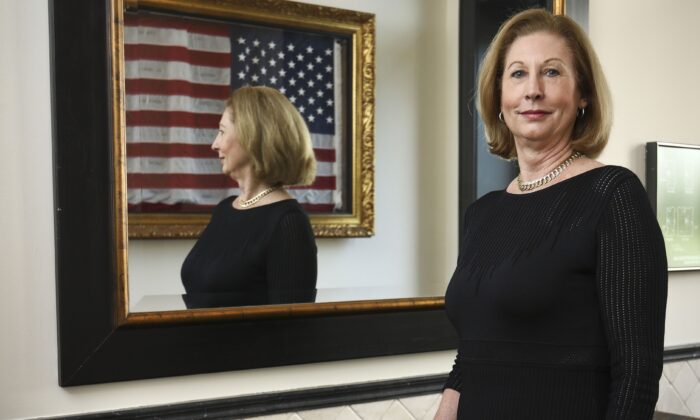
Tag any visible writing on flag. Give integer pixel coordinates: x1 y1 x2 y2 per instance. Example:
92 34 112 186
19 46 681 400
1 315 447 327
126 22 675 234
124 12 344 214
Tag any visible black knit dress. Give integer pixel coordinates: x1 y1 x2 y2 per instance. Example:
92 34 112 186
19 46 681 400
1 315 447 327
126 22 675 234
444 166 667 419
181 197 317 308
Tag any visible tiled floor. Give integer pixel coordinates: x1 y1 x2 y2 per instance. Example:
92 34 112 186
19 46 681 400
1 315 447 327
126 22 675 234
246 394 441 420
247 360 700 420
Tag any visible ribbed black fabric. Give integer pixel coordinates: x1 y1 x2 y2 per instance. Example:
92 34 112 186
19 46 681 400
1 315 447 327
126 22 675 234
444 166 668 419
181 197 317 308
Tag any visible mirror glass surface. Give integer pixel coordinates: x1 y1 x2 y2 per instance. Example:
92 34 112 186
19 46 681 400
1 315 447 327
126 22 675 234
125 0 457 312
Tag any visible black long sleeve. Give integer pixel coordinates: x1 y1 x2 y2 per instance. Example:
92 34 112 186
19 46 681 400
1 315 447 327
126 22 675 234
443 166 667 419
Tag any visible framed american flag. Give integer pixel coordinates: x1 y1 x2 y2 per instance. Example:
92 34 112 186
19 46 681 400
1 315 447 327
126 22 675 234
113 0 375 238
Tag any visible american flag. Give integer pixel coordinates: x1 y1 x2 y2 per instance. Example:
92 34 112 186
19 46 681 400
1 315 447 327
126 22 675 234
124 12 345 214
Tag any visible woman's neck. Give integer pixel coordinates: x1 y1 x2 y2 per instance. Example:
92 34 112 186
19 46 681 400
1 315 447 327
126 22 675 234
515 140 574 182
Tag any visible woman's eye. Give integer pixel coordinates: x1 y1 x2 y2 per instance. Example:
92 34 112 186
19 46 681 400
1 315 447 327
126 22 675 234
510 70 525 78
545 68 560 77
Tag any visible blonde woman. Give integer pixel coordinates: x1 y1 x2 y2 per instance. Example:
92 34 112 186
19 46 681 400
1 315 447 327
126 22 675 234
181 86 318 308
436 9 667 420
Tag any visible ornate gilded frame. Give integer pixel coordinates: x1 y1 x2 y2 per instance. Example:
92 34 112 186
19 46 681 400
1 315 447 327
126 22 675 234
118 0 375 238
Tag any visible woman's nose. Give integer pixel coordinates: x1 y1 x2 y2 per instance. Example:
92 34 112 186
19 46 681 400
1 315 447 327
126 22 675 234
525 76 543 101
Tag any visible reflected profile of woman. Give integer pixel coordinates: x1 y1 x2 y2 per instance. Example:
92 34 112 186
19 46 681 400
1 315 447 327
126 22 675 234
181 86 318 309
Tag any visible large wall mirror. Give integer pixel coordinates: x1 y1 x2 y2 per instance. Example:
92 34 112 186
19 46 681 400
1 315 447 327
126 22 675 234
52 0 572 386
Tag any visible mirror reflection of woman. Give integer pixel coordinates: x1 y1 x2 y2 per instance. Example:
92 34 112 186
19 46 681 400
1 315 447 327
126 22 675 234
435 9 667 420
181 86 318 309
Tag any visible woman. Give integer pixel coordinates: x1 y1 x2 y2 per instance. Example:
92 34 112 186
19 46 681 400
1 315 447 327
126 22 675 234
435 9 667 420
181 86 318 309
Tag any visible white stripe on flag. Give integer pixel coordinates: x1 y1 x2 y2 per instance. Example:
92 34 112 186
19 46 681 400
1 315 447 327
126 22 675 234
129 189 334 205
125 94 226 114
124 26 231 53
125 60 230 85
128 157 335 176
126 126 218 145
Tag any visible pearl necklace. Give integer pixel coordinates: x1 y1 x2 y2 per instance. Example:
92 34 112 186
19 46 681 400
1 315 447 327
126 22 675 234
517 151 583 192
237 186 280 208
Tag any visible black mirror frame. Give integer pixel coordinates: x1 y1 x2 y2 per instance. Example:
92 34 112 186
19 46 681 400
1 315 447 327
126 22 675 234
51 0 457 387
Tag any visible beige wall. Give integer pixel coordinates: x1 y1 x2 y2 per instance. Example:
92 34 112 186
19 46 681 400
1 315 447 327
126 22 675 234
589 0 700 346
1 0 699 418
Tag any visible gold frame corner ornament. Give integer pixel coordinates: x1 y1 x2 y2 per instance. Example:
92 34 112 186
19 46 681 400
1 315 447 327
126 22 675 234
552 0 566 15
114 0 376 240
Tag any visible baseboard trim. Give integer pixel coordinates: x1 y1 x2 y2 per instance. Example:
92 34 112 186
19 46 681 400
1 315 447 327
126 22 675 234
41 344 700 419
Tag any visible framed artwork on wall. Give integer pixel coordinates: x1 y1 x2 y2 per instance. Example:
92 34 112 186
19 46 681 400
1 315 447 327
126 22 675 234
646 141 700 271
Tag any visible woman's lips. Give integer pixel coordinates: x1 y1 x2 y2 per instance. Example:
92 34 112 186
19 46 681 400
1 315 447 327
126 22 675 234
520 110 550 120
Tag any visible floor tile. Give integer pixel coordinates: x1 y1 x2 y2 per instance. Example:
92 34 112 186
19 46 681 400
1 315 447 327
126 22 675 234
350 400 394 419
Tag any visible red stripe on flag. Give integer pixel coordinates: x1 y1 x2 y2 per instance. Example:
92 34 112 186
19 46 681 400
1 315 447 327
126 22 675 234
128 174 336 190
128 143 336 162
314 148 336 162
126 79 230 99
302 203 336 213
124 44 230 68
127 110 220 128
127 143 216 158
124 13 232 37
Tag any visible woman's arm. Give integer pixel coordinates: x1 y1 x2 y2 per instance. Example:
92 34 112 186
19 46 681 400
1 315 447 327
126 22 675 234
596 175 668 419
434 388 460 420
266 210 318 304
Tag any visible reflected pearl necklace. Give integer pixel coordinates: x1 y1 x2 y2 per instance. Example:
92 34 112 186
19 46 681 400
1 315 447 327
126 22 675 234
238 186 280 208
517 151 583 192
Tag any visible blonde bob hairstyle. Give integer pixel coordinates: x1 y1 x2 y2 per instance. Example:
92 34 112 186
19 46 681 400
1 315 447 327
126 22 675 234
226 86 316 186
478 8 612 160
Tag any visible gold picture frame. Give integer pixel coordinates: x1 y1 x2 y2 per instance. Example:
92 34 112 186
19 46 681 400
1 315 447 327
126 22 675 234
114 0 375 239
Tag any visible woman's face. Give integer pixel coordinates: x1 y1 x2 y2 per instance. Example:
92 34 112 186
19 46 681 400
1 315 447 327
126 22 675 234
500 31 587 147
211 107 250 178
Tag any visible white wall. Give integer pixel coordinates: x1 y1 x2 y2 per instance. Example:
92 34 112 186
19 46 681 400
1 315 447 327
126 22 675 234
2 0 699 419
589 0 700 346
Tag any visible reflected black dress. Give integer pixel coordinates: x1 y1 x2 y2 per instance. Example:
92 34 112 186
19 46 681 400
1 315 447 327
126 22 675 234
181 197 317 308
444 166 667 419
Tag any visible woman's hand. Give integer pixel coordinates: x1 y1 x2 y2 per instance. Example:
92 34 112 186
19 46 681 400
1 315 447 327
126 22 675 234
434 388 459 420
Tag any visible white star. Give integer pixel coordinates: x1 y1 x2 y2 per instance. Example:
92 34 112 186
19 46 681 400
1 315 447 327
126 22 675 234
252 56 260 64
325 65 332 72
325 48 332 55
278 52 285 59
245 65 250 72
251 74 259 82
238 71 246 79
309 115 316 122
297 71 305 79
306 63 314 71
299 88 306 96
290 95 297 103
326 82 333 89
316 74 323 81
326 99 334 106
317 90 323 97
261 67 267 75
306 46 314 54
268 41 276 49
288 61 296 69
280 87 287 94
245 47 250 54
279 69 286 77
317 107 323 115
309 97 316 105
269 59 277 67
253 39 260 47
315 56 322 63
238 53 246 61
289 78 297 86
237 37 246 44
270 76 278 84
287 43 295 51
308 80 315 87
260 50 266 57
297 54 304 61
299 105 306 113
326 116 333 123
